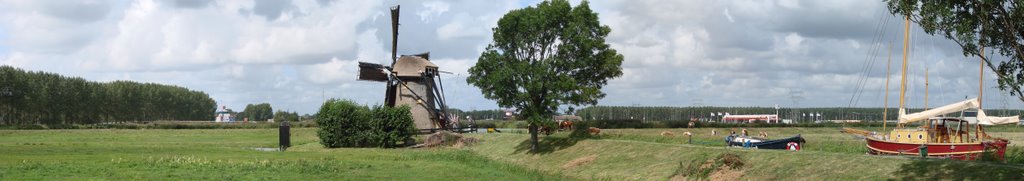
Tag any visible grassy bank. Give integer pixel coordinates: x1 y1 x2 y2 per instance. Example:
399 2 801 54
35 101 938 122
0 128 564 180
466 128 1024 180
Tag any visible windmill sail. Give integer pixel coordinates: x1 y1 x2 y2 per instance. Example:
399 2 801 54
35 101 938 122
357 62 389 82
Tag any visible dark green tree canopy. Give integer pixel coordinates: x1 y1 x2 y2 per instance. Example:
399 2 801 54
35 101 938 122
0 65 217 125
467 0 623 120
887 0 1024 102
239 103 273 121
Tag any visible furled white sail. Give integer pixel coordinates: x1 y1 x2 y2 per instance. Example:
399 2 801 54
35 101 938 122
976 109 1020 125
897 98 1019 125
898 98 980 124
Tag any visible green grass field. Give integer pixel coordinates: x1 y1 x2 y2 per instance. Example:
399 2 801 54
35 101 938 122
2 127 1023 180
466 127 1024 180
0 128 564 180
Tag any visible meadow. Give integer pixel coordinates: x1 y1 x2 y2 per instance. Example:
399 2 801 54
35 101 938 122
0 128 564 180
2 126 1024 180
465 126 1024 180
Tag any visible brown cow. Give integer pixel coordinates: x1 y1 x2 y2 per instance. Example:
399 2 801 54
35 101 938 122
588 127 601 135
539 126 553 135
559 120 574 131
660 131 675 137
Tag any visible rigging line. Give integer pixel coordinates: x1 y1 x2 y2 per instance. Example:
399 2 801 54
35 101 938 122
848 12 892 109
847 16 886 108
844 10 892 120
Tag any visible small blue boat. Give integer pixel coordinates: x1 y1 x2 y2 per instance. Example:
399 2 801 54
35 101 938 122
726 134 805 150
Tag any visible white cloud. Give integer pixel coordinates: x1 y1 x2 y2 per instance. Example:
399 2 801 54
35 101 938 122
723 8 735 23
418 1 450 22
1 0 1019 114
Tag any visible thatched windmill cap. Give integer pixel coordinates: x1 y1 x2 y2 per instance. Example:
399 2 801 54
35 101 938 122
393 55 437 77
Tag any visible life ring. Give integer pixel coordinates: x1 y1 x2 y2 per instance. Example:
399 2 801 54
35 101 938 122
787 142 800 151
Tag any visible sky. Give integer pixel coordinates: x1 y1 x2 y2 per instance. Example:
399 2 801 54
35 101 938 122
1 0 1022 115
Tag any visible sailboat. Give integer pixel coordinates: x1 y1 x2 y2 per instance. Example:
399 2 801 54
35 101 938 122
851 15 1019 160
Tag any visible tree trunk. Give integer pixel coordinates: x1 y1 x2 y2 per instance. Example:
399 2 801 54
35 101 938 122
529 123 539 152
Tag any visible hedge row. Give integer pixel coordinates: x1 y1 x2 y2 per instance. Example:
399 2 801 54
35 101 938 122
316 99 416 148
0 121 316 130
462 119 889 129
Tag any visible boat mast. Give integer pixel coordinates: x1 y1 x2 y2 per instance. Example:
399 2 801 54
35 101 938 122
979 46 985 109
898 14 910 129
978 46 985 140
925 68 928 111
884 42 892 131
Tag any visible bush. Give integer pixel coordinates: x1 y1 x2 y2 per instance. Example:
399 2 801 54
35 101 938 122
1001 147 1024 164
0 120 317 130
367 105 417 148
316 99 416 148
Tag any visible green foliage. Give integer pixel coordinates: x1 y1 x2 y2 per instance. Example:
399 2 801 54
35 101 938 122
0 121 318 130
1004 147 1024 165
315 99 416 148
886 0 1024 102
467 0 623 151
468 0 623 120
576 105 1023 123
0 66 217 125
273 111 300 122
575 119 889 129
239 103 273 122
367 105 417 148
447 109 508 120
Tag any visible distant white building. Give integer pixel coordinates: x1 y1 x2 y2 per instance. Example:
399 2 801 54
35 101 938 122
215 106 234 122
721 114 781 124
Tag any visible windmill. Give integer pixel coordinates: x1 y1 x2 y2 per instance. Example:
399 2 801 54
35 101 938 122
357 5 452 132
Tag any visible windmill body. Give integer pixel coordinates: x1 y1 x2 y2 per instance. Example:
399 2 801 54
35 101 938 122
392 54 445 130
356 5 451 132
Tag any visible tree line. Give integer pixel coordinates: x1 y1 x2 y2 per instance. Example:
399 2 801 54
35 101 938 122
237 103 273 122
447 109 508 120
0 66 217 125
576 106 1023 123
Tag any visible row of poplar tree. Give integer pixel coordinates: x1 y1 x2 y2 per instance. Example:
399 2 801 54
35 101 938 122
575 106 1024 123
0 66 217 125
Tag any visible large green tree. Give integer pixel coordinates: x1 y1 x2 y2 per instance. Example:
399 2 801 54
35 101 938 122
239 103 273 122
467 0 624 152
886 0 1024 102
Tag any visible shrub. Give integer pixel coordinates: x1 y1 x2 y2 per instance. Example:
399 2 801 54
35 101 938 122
315 99 416 148
1000 147 1024 164
367 105 417 148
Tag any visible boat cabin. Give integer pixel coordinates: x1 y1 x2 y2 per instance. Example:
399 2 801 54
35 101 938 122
889 118 974 144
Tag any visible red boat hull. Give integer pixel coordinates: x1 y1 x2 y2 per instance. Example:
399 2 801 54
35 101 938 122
865 137 1008 160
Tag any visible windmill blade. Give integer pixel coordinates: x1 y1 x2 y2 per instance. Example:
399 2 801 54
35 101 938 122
357 62 389 82
390 5 400 67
